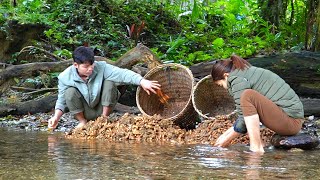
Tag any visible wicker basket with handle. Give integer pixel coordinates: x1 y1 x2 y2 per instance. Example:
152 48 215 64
192 75 236 121
136 63 199 129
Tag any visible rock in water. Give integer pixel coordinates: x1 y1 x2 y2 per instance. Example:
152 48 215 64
271 133 320 150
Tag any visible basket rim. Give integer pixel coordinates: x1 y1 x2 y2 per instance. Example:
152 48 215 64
192 75 236 120
136 63 195 121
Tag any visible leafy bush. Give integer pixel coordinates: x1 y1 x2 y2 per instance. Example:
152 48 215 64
0 0 310 65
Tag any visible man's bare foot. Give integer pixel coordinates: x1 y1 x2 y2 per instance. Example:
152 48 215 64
75 121 87 130
101 114 108 118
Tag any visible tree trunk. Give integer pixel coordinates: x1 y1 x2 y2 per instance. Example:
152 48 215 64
258 0 288 28
0 20 48 62
305 0 320 51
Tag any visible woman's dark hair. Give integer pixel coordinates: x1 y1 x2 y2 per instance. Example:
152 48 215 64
72 46 95 65
211 55 251 81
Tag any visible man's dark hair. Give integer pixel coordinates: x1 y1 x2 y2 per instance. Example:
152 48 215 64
72 46 95 64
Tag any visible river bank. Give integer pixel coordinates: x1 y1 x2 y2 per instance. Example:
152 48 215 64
0 110 319 148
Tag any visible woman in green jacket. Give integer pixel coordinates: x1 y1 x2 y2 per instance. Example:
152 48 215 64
211 55 304 153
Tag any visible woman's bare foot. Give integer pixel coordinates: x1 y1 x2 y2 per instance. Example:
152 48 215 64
249 146 265 154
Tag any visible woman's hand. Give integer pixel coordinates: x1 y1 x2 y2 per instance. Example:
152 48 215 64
214 127 241 147
140 78 161 95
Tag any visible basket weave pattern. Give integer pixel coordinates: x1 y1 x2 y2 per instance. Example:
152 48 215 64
136 63 198 129
192 75 235 120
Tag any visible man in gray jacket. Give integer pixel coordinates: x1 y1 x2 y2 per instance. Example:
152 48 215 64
48 46 160 130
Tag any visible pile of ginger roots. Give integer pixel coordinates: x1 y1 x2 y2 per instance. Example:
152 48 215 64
66 113 274 146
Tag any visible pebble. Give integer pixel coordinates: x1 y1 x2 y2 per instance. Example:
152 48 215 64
308 115 315 121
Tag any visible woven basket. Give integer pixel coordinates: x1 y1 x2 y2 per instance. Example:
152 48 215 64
192 75 235 121
136 63 198 129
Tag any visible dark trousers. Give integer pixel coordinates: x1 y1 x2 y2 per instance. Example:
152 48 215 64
65 80 120 120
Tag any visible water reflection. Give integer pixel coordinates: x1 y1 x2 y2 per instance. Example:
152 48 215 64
0 128 56 179
193 146 236 169
1 128 320 179
242 151 263 179
48 134 186 179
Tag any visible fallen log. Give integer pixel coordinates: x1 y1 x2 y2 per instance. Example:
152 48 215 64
301 98 320 116
0 60 72 91
0 93 139 116
0 94 57 116
10 86 57 92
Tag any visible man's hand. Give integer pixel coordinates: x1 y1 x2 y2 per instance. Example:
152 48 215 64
140 78 161 95
48 116 59 130
48 109 63 130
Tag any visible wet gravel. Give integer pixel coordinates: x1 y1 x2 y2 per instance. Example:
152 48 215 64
0 111 129 132
0 112 77 132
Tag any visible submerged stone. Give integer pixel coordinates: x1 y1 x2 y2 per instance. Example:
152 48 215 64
271 133 320 150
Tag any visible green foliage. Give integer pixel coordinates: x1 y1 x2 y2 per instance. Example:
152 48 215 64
0 2 10 24
0 0 311 65
53 49 72 59
0 0 49 23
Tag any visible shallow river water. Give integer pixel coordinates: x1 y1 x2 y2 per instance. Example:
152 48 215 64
1 127 319 180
